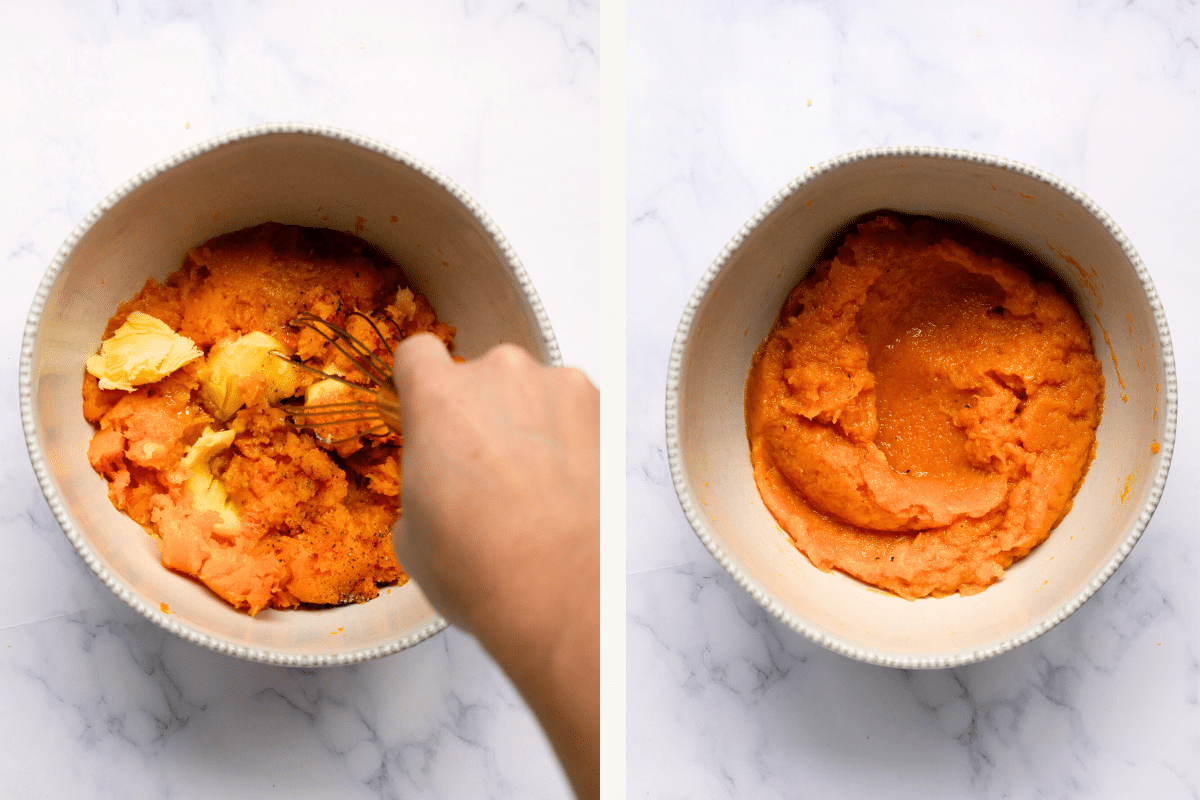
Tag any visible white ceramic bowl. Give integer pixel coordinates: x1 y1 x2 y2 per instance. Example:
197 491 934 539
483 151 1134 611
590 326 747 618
21 122 559 666
667 146 1176 668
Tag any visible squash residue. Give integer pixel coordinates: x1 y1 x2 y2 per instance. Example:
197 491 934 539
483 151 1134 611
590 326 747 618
746 215 1103 599
83 223 456 615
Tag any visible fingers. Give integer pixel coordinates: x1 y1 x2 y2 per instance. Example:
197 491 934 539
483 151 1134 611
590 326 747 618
393 333 453 399
393 336 597 442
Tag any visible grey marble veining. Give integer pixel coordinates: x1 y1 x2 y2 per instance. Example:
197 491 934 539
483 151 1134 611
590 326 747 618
628 1 1199 797
4 1 602 797
11 0 1200 796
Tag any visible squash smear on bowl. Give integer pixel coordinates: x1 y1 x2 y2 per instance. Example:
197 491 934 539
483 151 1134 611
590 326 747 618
82 223 455 615
746 215 1103 599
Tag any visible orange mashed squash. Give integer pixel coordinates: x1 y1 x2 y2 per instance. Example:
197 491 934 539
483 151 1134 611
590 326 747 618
83 223 456 615
746 215 1104 599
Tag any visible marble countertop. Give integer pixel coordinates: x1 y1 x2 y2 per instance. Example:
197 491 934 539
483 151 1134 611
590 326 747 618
4 2 604 798
9 0 1200 797
628 2 1199 798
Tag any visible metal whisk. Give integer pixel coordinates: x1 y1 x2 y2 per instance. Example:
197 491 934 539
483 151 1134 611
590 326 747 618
271 311 401 445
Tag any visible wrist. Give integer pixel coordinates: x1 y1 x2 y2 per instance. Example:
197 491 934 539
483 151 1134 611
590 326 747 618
470 541 598 800
470 542 596 682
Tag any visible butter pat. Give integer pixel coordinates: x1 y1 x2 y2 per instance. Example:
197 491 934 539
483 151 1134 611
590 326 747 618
199 331 302 420
390 286 417 322
86 311 203 391
305 376 351 407
182 427 240 533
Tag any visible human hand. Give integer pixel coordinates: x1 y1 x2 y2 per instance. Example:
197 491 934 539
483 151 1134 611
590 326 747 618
391 333 599 642
391 333 599 799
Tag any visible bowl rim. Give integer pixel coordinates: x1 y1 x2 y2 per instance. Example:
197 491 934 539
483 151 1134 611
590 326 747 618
20 121 561 666
665 144 1178 669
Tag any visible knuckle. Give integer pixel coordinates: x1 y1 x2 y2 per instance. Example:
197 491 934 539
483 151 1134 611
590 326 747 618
559 366 594 389
487 342 536 374
557 367 599 404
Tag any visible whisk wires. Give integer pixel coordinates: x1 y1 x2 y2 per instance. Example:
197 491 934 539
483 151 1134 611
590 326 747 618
270 311 402 445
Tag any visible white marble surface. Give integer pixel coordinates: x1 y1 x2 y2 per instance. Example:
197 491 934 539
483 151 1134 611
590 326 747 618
3 1 604 798
628 1 1199 798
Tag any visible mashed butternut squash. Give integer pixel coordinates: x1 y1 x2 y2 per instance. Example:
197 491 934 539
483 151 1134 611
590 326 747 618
746 215 1103 599
83 223 456 615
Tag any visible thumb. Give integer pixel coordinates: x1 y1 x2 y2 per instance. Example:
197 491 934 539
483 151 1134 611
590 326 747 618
392 333 453 401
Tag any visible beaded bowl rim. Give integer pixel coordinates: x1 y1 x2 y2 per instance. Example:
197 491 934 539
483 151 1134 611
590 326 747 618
20 121 561 666
665 145 1177 669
